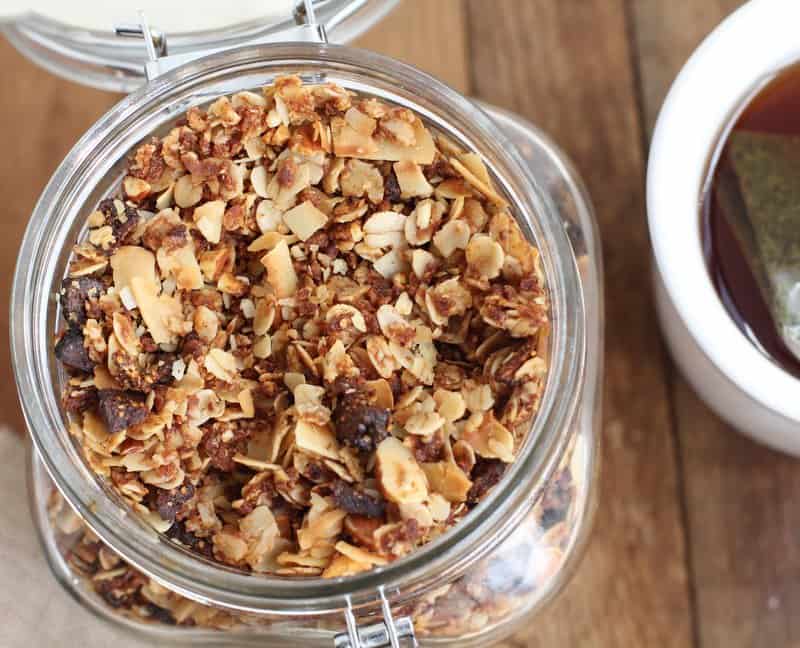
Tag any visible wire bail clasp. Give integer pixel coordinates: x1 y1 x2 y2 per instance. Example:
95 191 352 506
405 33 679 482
115 1 328 81
333 587 418 648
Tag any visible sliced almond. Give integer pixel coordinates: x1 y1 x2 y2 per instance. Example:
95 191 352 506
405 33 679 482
411 249 437 279
376 437 428 504
174 174 203 208
420 461 472 503
433 389 466 423
466 233 505 280
205 348 238 383
283 201 328 241
433 220 471 257
251 166 271 198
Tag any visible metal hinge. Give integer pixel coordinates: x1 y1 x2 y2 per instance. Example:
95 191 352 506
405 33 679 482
333 588 418 648
115 0 327 81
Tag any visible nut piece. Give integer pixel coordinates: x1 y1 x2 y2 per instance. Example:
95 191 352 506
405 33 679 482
376 437 428 504
261 239 298 299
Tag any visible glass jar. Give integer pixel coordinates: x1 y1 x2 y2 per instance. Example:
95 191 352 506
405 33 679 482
10 19 603 648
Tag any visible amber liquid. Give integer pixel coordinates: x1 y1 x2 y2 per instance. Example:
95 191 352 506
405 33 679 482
704 63 800 378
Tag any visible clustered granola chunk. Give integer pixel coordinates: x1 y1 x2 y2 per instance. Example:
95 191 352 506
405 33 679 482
55 75 550 577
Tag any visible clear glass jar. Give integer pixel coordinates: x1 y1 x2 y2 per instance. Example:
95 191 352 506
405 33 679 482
12 42 603 647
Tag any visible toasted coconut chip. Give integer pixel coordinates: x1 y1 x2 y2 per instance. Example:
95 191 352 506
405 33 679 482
364 210 406 234
283 201 328 241
335 540 388 566
393 160 433 198
372 249 409 279
193 200 225 244
261 239 298 299
450 157 509 208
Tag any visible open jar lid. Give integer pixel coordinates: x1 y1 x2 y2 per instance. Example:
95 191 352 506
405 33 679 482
1 0 397 91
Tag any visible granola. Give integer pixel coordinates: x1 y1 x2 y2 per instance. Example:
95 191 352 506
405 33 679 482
54 76 550 578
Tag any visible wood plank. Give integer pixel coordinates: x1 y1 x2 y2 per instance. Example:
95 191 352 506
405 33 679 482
630 2 800 646
353 0 470 93
466 1 693 646
0 39 118 434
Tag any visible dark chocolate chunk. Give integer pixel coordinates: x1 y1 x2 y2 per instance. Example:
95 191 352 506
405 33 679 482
59 276 105 326
332 480 386 519
333 390 390 453
54 328 95 373
97 389 148 433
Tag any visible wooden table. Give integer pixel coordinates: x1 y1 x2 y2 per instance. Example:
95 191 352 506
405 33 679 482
0 1 793 646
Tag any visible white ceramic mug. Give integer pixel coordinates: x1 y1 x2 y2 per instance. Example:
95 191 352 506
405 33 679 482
648 0 800 454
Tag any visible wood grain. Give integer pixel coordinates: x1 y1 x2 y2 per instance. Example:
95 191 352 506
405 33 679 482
353 0 470 94
631 1 800 646
0 40 117 434
466 1 693 645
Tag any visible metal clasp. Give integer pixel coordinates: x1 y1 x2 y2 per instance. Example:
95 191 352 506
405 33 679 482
333 587 418 648
115 0 327 81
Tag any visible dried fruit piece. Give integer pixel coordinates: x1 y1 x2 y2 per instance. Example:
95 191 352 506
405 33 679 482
333 389 390 453
97 389 148 433
55 328 94 373
60 277 105 326
332 480 385 518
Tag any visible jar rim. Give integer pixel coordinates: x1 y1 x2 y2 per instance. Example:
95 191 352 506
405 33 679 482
11 42 587 614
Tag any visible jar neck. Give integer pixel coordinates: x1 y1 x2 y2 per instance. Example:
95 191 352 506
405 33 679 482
12 43 587 615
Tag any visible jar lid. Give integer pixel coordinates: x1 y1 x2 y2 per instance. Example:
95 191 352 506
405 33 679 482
1 0 397 92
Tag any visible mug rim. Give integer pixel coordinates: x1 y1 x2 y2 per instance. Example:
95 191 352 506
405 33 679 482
647 0 800 422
